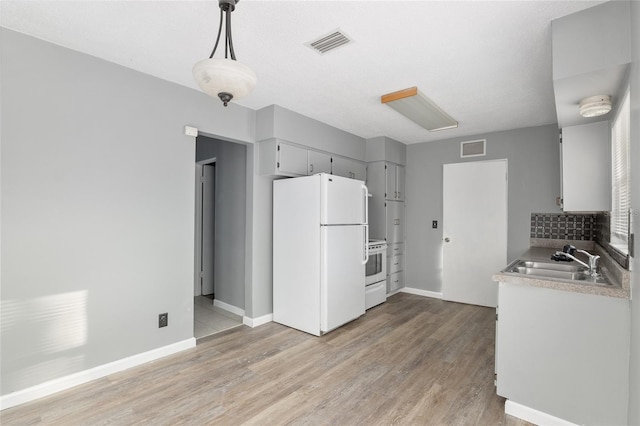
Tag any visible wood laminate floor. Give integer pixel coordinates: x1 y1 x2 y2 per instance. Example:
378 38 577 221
1 293 532 425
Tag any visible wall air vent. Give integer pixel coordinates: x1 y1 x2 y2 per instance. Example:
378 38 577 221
461 139 486 158
305 29 353 54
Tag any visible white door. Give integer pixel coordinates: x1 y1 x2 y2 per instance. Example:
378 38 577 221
321 225 366 332
442 160 507 308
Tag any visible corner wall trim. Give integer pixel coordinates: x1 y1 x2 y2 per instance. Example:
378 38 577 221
213 299 246 318
0 338 196 411
504 400 577 426
243 314 273 328
401 287 443 299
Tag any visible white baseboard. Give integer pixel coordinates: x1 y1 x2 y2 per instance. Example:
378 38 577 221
401 287 443 299
0 338 196 411
505 400 577 426
243 313 273 328
213 299 245 317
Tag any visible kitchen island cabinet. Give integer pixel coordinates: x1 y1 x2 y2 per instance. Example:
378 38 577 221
494 246 630 425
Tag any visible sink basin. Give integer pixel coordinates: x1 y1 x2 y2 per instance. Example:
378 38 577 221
503 260 609 285
516 261 585 273
509 266 588 280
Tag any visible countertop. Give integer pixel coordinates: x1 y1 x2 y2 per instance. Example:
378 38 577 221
493 241 630 299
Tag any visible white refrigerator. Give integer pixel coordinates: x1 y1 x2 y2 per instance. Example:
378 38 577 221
273 173 368 336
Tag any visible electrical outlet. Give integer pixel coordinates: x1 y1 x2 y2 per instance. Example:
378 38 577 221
432 220 438 229
159 313 168 328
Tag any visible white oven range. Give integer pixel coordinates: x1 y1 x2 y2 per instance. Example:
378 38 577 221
365 239 387 309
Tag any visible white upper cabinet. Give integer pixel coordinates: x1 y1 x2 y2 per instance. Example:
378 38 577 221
386 164 405 201
308 150 332 175
331 156 366 181
260 139 362 179
277 142 308 176
561 121 611 212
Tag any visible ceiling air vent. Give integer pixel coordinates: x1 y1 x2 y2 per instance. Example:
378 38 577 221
305 29 353 54
461 139 486 158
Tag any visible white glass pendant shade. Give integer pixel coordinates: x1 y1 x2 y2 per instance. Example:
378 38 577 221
192 58 257 102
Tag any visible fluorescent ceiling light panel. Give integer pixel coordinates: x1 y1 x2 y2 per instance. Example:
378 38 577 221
381 87 458 132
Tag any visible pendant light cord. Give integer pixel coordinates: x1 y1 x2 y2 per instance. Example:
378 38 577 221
208 4 237 60
226 6 236 60
208 7 224 59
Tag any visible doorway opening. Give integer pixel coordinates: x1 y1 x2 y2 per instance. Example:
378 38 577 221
194 136 247 340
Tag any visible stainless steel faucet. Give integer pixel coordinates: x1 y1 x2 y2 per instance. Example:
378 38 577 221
554 249 601 276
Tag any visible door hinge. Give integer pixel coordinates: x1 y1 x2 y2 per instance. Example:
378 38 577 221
277 145 281 151
199 176 205 183
496 313 498 321
277 162 280 168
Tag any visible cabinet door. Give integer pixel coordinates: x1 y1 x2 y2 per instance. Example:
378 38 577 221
308 150 331 175
388 242 404 257
395 166 405 201
388 254 404 274
386 164 397 200
561 121 611 211
332 157 367 180
367 162 386 240
331 156 351 178
385 201 405 244
388 270 404 293
278 143 308 176
352 161 367 181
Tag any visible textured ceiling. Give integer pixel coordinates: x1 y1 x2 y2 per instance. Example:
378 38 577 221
1 0 605 144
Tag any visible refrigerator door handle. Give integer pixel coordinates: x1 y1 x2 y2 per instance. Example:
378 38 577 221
362 184 369 224
363 225 369 264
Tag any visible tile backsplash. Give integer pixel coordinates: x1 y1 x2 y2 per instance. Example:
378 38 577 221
530 213 598 241
530 212 628 268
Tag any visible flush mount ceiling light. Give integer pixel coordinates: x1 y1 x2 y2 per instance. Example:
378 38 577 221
193 0 256 107
381 86 458 132
578 95 612 118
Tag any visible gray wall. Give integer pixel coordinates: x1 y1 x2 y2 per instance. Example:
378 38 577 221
196 137 247 310
627 1 640 423
0 28 256 395
405 124 562 293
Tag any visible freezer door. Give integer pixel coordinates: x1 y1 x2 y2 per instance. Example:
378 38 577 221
321 225 366 333
320 174 367 225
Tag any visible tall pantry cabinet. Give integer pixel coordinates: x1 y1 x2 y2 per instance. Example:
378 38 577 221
367 161 406 294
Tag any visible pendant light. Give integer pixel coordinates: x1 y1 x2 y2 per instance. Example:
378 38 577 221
193 0 256 107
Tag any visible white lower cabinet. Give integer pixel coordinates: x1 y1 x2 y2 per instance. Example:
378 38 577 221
496 282 630 425
388 270 404 294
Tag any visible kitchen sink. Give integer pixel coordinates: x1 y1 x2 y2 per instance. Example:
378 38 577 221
517 261 584 273
503 260 609 285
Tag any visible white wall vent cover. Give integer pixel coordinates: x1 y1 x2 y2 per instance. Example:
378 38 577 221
305 29 353 54
461 139 486 158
